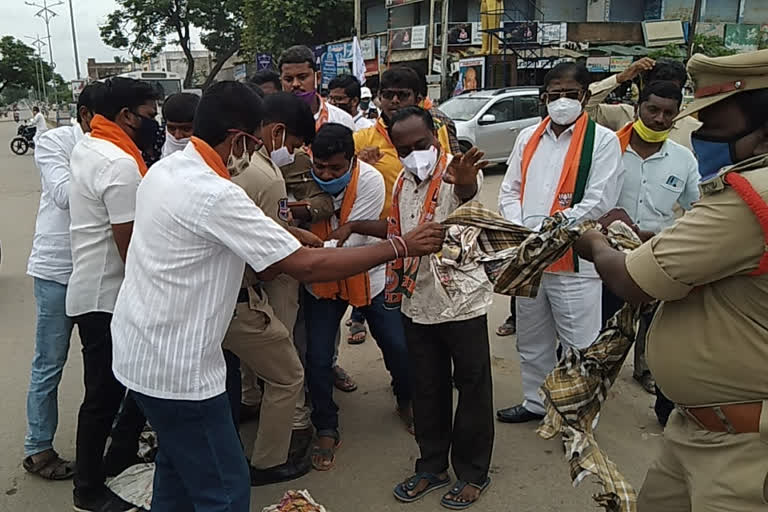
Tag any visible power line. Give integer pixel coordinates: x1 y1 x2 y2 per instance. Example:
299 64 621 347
25 34 48 103
26 0 63 102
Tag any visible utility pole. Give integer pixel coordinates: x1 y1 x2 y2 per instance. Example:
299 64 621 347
26 0 64 102
26 35 48 104
688 0 703 58
427 0 436 74
67 0 81 79
439 0 450 99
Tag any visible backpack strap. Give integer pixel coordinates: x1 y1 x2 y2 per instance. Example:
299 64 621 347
724 172 768 276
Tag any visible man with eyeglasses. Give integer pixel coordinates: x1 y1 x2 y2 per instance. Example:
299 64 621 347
496 62 625 425
328 75 374 131
355 66 452 218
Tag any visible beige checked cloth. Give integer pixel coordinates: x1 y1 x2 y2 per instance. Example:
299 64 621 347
438 202 656 512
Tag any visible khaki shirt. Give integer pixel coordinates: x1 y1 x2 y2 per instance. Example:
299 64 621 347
586 74 701 151
279 149 334 223
625 155 768 406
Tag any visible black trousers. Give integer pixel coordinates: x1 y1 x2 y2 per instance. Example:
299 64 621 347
72 312 145 499
402 314 494 485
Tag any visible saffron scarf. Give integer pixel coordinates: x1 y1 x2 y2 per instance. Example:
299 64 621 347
89 114 148 176
190 136 230 180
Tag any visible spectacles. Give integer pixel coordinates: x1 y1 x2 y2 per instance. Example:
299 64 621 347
380 89 414 101
228 129 263 150
541 90 583 103
329 95 351 104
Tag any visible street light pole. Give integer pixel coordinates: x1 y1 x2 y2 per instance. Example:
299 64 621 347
439 0 450 99
26 0 64 102
67 0 81 79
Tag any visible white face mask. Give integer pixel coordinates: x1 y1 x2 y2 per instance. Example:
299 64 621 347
270 128 295 167
161 131 190 158
547 97 584 126
400 145 438 181
226 135 251 177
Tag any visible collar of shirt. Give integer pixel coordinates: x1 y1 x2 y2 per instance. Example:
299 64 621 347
626 140 670 161
544 120 578 141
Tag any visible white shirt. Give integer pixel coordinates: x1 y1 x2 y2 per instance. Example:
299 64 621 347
399 155 493 324
66 134 141 316
111 143 301 401
499 120 625 277
306 160 386 297
353 112 375 131
618 139 700 233
317 100 356 132
31 112 48 139
27 124 83 285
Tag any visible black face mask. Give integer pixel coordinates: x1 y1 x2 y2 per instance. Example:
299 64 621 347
131 111 160 151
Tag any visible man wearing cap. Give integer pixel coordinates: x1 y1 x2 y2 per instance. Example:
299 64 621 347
573 49 768 511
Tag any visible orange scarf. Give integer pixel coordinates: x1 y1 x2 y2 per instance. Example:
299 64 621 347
420 97 434 110
315 95 329 132
384 150 449 306
520 113 589 273
190 136 230 180
616 122 633 154
89 114 148 176
310 161 371 307
374 118 393 146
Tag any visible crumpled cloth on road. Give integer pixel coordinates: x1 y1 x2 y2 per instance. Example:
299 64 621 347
262 490 327 512
107 463 154 511
437 202 655 512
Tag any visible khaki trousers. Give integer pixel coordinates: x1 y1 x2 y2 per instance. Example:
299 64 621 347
638 406 768 511
222 277 304 469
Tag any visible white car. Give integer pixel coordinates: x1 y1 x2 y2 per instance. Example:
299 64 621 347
440 87 542 164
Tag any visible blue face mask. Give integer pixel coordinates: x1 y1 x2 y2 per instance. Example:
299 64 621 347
690 134 734 181
311 162 353 195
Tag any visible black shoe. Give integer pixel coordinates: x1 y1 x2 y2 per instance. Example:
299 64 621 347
73 488 135 512
287 427 313 460
496 404 544 424
249 455 311 487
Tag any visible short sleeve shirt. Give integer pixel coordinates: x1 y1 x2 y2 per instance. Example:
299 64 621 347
625 158 768 405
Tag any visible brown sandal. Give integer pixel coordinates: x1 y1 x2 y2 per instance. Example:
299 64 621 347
23 449 75 480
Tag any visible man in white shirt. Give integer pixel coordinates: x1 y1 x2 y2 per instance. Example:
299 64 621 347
160 92 199 158
331 107 494 508
328 75 375 131
22 83 106 482
302 123 412 471
497 62 625 424
279 45 356 133
30 106 48 144
111 81 444 511
602 80 700 395
67 77 161 512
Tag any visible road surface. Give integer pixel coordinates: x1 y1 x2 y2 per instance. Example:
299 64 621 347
0 119 661 511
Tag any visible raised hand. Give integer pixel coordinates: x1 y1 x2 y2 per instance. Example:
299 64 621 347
402 222 445 257
358 146 383 165
616 57 655 83
443 147 489 186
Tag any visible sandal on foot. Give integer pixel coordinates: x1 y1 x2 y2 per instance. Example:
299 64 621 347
22 449 75 480
440 478 491 509
347 322 367 345
393 472 451 503
311 431 341 471
333 366 357 392
496 321 516 337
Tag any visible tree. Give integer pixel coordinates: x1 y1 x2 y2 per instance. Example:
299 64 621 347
242 0 353 58
0 36 40 95
100 0 195 87
189 0 244 89
649 34 737 62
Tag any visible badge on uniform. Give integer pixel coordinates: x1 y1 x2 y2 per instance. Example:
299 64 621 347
278 198 291 222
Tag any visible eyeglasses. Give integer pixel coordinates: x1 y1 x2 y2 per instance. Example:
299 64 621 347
329 95 351 104
541 89 583 103
380 89 414 101
228 129 263 149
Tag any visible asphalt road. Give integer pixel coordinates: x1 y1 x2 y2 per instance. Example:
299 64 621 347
0 119 661 512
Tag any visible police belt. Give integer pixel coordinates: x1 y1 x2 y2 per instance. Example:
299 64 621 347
677 402 763 434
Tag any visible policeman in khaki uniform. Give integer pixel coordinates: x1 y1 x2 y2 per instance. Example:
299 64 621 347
574 48 768 511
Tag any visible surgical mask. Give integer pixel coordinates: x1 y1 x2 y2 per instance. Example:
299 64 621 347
546 97 583 126
270 129 295 167
226 135 251 177
161 131 190 158
131 112 160 151
633 118 671 143
400 145 438 181
293 73 317 107
691 134 735 181
310 161 353 195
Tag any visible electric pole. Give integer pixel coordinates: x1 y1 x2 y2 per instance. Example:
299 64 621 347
688 0 703 58
67 0 81 79
439 0 450 99
26 35 49 104
26 0 64 102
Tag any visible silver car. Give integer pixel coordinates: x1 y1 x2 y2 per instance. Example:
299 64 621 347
440 87 542 163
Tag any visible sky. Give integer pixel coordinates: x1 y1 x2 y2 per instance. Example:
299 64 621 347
0 0 202 82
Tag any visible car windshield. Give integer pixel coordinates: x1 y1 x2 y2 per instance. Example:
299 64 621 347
439 97 490 121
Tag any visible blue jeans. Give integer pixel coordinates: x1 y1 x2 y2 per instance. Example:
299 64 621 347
304 290 411 433
25 277 74 456
131 391 251 512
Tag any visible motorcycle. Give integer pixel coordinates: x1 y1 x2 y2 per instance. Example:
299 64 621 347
10 124 36 155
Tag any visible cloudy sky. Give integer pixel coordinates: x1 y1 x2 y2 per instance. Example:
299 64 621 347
0 0 202 82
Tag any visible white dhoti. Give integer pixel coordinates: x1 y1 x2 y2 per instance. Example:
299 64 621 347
516 271 602 415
